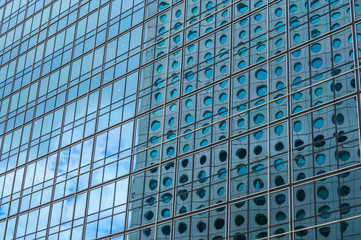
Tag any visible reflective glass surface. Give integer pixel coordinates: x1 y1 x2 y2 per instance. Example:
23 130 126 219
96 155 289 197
1 0 361 239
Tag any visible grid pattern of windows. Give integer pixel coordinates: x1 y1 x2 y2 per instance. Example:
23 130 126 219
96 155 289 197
1 0 361 239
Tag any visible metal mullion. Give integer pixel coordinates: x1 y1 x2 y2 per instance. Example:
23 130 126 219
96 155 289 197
308 3 317 236
171 0 187 236
80 91 101 238
208 141 212 213
68 145 84 239
94 185 104 239
265 0 271 238
208 10 217 213
154 0 174 237
44 145 63 238
189 143 195 222
245 6 251 219
285 0 294 238
168 147 177 237
328 0 339 189
109 177 118 238
32 205 42 239
337 163 343 239
226 0 234 238
349 0 361 168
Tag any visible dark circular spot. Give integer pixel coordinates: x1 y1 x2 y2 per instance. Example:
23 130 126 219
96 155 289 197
342 222 349 232
318 205 331 219
341 203 350 215
213 236 223 240
275 228 285 235
294 139 304 150
233 233 246 240
337 134 347 143
351 79 356 88
275 176 285 186
161 209 171 218
296 210 305 220
160 225 170 235
163 177 172 187
331 82 342 92
143 228 152 236
275 194 286 205
313 134 325 148
295 155 305 167
235 215 245 226
215 203 225 212
179 174 189 184
275 142 284 151
296 189 306 201
181 159 189 167
198 171 207 183
254 145 262 155
197 188 206 198
146 196 156 205
149 179 158 190
219 150 227 161
179 206 187 214
276 211 287 221
253 196 266 206
253 178 264 189
236 148 247 159
297 173 305 180
317 186 329 199
214 218 225 229
319 227 330 237
178 222 187 234
332 113 344 124
256 232 268 238
235 202 245 208
161 193 172 203
144 211 154 221
295 226 308 237
178 189 189 201
200 155 207 164
255 214 267 225
339 186 350 196
337 150 350 161
197 221 207 232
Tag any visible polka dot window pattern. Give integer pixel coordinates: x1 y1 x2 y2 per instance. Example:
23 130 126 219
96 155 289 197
124 0 361 239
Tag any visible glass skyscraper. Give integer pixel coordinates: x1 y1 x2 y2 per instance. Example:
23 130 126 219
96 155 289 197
1 0 361 239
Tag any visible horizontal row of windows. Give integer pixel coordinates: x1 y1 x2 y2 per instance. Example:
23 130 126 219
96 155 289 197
0 94 358 221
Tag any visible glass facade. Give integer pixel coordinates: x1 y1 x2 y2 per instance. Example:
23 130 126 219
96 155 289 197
1 0 361 239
